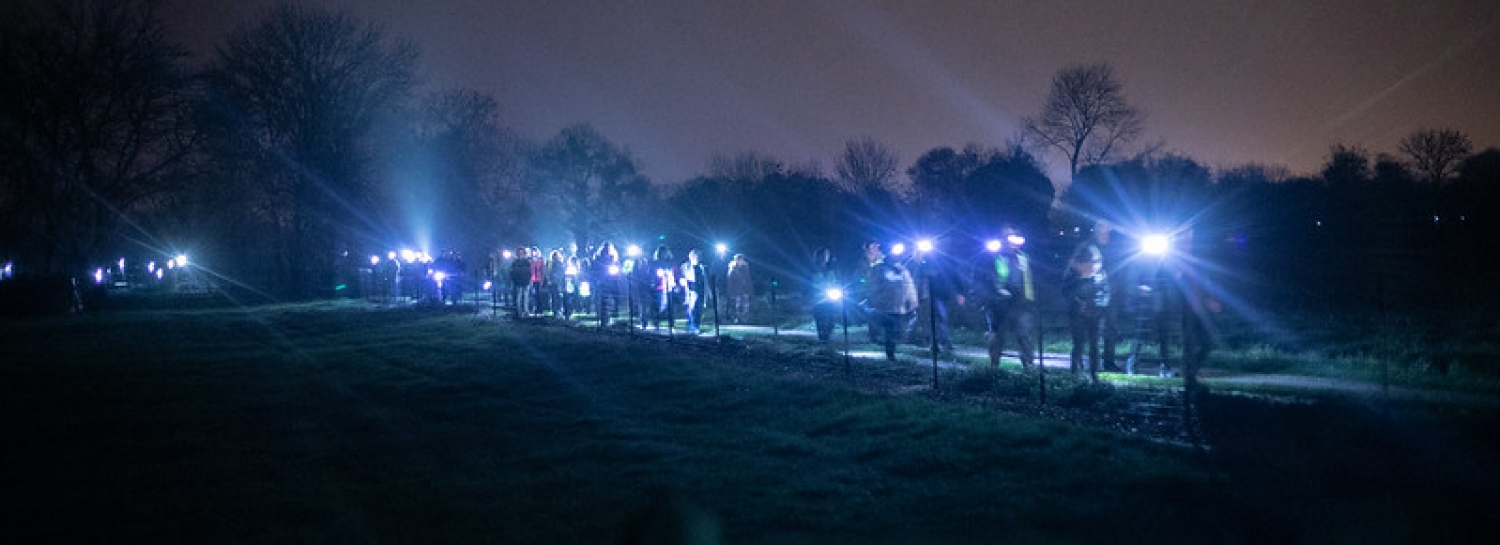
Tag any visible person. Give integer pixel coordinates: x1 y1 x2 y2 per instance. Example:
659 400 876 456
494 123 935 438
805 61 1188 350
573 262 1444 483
855 241 884 343
922 252 966 353
1124 260 1172 376
562 254 583 319
545 249 567 317
809 248 840 341
680 249 708 334
971 228 1037 370
433 250 465 305
1171 229 1219 390
1062 245 1111 382
592 242 622 322
509 247 533 318
863 244 918 360
725 253 753 323
640 245 677 329
528 246 545 316
1085 221 1127 372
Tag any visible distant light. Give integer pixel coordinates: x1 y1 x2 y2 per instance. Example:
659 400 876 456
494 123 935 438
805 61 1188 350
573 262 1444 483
94 268 105 284
715 243 728 257
147 261 156 274
482 280 493 291
370 255 381 266
1006 234 1026 247
433 271 447 287
2 261 12 279
565 265 578 276
579 281 592 297
1142 234 1171 256
175 254 188 268
985 239 1003 253
118 257 126 272
155 269 164 280
890 242 907 256
401 249 418 263
502 249 513 260
916 239 934 254
625 244 643 258
825 287 844 302
608 264 621 276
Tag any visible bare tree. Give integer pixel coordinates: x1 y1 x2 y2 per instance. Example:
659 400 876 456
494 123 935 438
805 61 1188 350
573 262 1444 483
1023 63 1145 180
1399 128 1472 186
0 0 199 275
203 3 418 296
413 89 530 254
528 124 651 247
708 151 786 182
834 137 905 197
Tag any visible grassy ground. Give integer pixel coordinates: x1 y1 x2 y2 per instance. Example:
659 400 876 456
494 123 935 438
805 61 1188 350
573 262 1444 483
4 301 1498 543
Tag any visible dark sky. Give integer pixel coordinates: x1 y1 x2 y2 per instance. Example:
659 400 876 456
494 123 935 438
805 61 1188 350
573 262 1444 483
160 0 1500 185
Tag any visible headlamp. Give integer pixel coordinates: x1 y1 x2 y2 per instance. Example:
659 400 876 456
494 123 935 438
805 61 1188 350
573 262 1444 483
825 287 844 302
985 239 1003 253
1142 234 1171 256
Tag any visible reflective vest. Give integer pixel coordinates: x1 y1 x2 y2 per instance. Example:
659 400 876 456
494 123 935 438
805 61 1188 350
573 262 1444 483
995 253 1034 301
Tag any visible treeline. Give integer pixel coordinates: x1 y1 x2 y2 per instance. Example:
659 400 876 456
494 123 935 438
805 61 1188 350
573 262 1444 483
2 1 1497 313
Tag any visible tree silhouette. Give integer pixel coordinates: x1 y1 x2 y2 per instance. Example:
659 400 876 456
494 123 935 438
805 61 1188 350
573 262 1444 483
527 124 652 248
202 4 418 297
1024 63 1145 180
834 137 906 198
1399 128 1472 187
0 0 198 275
407 89 530 259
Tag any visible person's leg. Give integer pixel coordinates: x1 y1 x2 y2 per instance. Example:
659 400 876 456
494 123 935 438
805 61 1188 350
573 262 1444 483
1069 311 1086 374
1013 309 1036 370
985 305 1004 367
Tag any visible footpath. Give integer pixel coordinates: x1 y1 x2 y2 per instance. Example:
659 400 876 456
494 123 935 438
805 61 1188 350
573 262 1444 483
541 316 1499 410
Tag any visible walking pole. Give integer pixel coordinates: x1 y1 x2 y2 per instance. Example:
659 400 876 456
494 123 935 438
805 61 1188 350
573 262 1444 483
842 300 851 373
1037 320 1047 406
770 278 779 338
712 273 722 338
929 297 940 390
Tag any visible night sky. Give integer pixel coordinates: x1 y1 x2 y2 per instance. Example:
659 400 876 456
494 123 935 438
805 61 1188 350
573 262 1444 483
159 0 1500 185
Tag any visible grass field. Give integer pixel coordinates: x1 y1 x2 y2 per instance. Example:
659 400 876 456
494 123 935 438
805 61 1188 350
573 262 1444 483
4 301 1498 544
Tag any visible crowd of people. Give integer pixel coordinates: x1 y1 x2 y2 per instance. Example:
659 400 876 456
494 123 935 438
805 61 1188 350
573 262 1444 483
394 224 1217 386
494 242 757 336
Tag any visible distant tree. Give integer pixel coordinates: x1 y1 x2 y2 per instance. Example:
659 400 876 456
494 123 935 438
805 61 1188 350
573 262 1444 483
0 0 198 275
203 3 418 297
1063 152 1210 236
964 146 1055 239
1322 144 1373 187
408 89 530 257
527 124 652 248
1399 128 1472 187
1024 63 1145 180
834 137 906 198
708 151 785 183
907 145 988 210
907 144 1051 239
